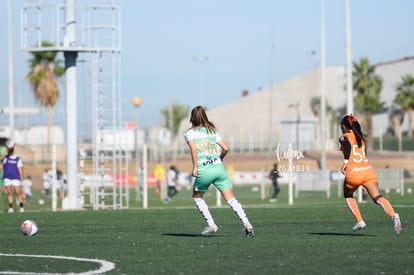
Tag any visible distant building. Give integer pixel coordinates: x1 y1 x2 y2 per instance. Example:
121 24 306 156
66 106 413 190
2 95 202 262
0 125 65 145
176 56 414 152
374 56 414 137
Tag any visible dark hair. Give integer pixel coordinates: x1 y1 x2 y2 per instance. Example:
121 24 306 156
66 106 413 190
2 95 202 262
340 114 366 148
189 106 216 133
7 147 14 156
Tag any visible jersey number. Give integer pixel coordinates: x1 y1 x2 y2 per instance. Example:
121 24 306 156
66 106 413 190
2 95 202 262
352 145 368 163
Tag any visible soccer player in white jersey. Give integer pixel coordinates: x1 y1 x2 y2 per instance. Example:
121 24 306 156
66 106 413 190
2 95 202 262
184 106 254 237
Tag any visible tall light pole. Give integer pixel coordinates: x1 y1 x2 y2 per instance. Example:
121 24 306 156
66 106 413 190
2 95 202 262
193 56 208 106
7 0 14 139
306 50 317 70
289 102 301 150
132 96 142 201
268 31 275 152
345 0 353 114
320 0 327 171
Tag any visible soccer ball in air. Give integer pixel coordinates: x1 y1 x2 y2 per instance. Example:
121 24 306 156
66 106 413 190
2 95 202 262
21 220 38 236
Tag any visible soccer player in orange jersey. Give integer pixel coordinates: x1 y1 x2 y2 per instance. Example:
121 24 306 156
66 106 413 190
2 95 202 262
339 114 401 234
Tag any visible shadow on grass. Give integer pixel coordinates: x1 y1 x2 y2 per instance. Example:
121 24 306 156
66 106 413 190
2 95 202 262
162 233 221 238
308 232 376 237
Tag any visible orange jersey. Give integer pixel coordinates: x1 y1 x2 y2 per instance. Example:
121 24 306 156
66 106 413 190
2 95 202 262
339 131 377 188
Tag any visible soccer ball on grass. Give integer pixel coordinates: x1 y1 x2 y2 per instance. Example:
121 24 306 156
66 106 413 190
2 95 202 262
21 220 38 236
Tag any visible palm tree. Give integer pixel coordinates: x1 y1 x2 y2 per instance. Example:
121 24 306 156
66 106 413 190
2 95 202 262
388 103 405 137
27 41 65 154
352 57 384 151
394 74 414 137
161 103 190 137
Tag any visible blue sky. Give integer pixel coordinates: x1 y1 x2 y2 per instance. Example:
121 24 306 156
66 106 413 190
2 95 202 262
1 0 413 128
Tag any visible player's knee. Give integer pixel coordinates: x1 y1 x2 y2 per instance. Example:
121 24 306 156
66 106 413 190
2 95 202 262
343 185 355 198
344 193 353 198
343 188 354 198
373 195 382 204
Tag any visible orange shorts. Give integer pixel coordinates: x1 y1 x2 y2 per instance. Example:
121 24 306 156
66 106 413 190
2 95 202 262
345 165 378 190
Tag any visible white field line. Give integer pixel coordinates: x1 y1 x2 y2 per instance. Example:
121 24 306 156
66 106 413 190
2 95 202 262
0 253 115 275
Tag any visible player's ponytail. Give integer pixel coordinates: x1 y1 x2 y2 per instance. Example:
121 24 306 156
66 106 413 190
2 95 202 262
340 114 366 148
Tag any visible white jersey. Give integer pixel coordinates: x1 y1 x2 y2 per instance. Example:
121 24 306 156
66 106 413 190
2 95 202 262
22 179 32 196
167 169 176 187
43 171 51 189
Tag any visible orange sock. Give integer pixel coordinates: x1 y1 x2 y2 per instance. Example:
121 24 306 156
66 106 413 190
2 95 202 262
375 196 395 217
346 198 363 222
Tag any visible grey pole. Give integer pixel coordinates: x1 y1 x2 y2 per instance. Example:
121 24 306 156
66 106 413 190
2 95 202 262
7 0 15 139
132 96 141 201
269 31 275 152
320 0 327 171
345 0 353 114
192 56 208 106
64 0 80 209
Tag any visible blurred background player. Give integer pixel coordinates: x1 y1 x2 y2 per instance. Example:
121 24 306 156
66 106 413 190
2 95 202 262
2 139 25 213
0 142 7 187
0 141 7 206
153 163 164 195
56 169 65 200
269 163 281 202
164 165 179 204
42 168 51 198
185 106 254 237
339 114 401 234
22 175 33 204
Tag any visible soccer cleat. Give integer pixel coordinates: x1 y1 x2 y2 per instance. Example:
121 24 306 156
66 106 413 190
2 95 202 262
8 208 15 213
352 221 366 232
392 213 401 234
19 208 25 213
201 224 218 236
245 224 255 237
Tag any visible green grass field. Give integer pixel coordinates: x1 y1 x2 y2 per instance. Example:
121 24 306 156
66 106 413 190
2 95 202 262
0 185 413 274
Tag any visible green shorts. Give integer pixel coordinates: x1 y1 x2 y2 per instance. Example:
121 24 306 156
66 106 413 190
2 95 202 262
193 164 232 193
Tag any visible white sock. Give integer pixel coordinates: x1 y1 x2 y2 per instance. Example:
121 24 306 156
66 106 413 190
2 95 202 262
227 197 250 227
193 198 215 226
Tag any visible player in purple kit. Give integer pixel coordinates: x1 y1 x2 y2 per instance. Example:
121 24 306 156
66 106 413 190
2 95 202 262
2 140 25 213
